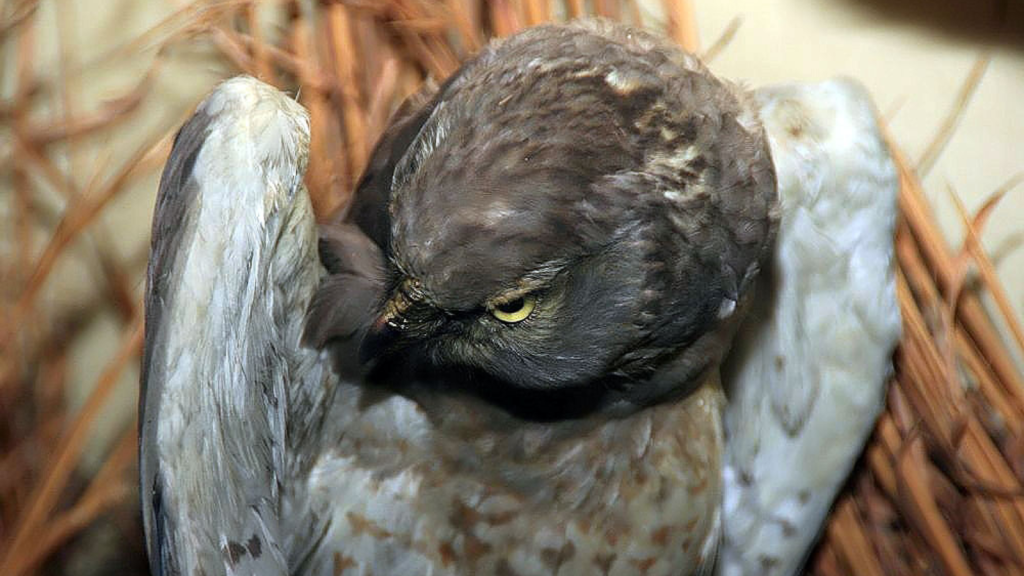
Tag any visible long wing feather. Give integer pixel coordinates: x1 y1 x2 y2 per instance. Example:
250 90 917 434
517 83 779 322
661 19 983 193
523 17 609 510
141 76 320 576
717 78 901 576
141 95 213 576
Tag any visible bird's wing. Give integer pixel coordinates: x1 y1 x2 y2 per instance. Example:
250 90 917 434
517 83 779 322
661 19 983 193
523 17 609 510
141 76 322 576
717 79 901 576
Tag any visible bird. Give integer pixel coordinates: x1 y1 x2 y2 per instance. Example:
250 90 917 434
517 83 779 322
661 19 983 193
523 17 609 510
139 19 898 576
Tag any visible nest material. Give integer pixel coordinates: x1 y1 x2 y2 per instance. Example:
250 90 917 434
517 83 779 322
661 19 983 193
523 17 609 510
1 1 1022 575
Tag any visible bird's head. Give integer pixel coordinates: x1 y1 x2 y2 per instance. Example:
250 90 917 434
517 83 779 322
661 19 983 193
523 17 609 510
311 21 777 413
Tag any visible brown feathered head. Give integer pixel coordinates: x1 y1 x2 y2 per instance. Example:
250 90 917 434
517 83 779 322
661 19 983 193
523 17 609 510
304 20 777 416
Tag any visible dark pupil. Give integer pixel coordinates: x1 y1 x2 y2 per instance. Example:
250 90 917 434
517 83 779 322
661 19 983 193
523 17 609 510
496 298 525 314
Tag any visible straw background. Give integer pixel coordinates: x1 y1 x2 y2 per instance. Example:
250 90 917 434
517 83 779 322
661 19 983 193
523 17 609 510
1 1 1023 574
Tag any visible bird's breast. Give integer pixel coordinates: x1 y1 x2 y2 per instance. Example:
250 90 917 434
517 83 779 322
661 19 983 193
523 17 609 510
297 374 724 576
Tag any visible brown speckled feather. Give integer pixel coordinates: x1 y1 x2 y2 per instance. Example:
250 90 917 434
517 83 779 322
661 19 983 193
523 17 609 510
299 372 725 575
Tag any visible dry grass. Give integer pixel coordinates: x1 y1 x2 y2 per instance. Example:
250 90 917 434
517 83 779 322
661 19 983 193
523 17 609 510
0 0 1021 574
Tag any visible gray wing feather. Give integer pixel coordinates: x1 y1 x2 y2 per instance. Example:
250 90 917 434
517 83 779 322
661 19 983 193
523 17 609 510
140 76 317 576
140 107 214 576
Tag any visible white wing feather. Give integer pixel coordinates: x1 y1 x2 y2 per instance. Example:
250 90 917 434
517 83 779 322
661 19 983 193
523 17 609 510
717 79 901 576
142 76 321 576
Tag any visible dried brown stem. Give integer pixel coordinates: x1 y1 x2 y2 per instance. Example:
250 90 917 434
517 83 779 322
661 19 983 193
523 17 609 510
0 135 169 360
701 16 741 63
325 2 369 181
15 428 136 575
916 53 990 178
948 183 1024 359
0 319 143 576
662 0 698 53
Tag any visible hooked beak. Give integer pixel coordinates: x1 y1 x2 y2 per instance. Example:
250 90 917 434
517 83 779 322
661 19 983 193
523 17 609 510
358 277 425 365
358 316 403 365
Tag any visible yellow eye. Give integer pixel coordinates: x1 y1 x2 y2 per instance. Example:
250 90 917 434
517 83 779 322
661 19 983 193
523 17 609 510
491 295 536 323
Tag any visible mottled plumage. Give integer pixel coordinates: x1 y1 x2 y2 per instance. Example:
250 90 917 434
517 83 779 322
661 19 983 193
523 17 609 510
140 19 898 576
304 20 775 575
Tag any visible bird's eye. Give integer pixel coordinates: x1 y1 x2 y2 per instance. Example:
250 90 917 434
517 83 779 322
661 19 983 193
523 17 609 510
490 295 536 323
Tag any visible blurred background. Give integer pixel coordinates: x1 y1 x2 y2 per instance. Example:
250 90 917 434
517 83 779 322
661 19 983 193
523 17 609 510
0 0 1022 574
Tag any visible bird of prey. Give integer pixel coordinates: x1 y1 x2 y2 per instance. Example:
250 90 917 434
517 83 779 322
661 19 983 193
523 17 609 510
139 19 898 576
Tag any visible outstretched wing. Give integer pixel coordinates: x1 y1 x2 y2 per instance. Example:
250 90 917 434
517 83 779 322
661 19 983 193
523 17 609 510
141 76 318 576
717 79 901 576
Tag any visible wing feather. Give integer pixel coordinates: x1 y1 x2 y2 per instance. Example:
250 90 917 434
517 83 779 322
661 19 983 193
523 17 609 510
718 78 901 576
140 76 315 576
140 104 215 576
